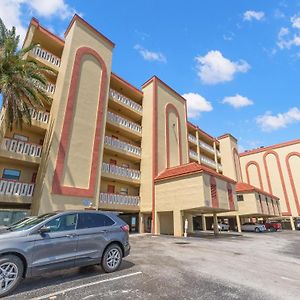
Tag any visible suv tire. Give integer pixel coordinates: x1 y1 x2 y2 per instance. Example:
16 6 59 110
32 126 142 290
0 255 24 298
255 227 260 233
102 244 122 273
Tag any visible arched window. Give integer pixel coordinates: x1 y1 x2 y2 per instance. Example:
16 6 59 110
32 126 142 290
227 183 235 210
210 176 218 208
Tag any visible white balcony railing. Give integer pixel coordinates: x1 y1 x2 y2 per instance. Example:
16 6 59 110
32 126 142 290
200 155 217 168
217 150 221 157
32 79 56 95
1 138 42 158
107 111 142 134
188 134 197 144
102 162 141 181
199 140 215 154
104 136 141 157
109 89 142 113
31 46 61 68
189 149 198 161
29 108 50 124
0 179 34 197
100 193 140 206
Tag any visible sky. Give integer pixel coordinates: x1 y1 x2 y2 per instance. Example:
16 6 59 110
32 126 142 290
1 0 300 152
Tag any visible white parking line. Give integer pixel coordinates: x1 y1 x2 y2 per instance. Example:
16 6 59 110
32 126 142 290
30 271 143 300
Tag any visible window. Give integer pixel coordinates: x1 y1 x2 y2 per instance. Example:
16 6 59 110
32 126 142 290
45 214 77 232
237 195 244 202
107 185 115 193
77 213 114 229
2 169 21 180
13 134 28 142
120 188 128 195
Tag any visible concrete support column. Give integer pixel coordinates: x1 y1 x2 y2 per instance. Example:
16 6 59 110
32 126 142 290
154 211 160 235
213 213 219 236
290 216 295 231
173 210 183 237
202 215 207 231
185 214 194 234
139 213 144 234
236 215 242 233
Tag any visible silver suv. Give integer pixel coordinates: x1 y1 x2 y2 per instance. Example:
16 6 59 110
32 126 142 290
0 211 130 297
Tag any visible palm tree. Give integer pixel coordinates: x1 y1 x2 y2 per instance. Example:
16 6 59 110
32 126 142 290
0 18 54 130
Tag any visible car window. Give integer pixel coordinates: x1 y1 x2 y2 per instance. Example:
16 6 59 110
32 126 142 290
77 213 115 229
45 214 77 232
9 213 57 231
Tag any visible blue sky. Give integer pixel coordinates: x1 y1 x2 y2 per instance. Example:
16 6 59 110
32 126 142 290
1 0 300 151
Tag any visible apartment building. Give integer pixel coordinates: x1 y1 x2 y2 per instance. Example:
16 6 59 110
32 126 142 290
0 15 241 236
238 139 300 230
0 14 296 235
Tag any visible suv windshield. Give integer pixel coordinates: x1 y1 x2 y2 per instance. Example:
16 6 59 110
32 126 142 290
9 213 57 232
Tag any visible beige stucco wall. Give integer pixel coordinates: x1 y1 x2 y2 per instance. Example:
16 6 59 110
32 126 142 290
139 83 154 213
156 82 188 173
218 135 242 182
240 142 300 217
155 173 237 213
32 18 113 214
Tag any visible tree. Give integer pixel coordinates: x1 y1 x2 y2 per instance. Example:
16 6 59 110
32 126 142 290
0 18 54 130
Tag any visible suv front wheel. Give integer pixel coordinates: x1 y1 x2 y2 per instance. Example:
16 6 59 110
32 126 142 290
102 244 122 273
0 255 24 298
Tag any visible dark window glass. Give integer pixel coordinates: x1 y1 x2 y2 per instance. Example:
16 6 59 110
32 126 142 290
45 214 77 232
237 195 244 202
2 169 21 180
77 213 115 229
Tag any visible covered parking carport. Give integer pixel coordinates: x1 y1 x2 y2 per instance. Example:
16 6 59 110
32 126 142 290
154 162 237 237
218 182 281 231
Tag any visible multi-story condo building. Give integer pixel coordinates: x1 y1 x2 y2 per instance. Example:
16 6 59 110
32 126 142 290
0 14 297 235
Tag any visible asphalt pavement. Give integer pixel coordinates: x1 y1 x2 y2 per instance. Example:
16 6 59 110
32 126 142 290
5 231 300 300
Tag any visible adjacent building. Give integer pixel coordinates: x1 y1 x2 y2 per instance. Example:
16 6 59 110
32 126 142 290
0 15 298 234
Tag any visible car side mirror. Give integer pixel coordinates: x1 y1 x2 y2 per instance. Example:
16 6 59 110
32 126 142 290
39 226 50 234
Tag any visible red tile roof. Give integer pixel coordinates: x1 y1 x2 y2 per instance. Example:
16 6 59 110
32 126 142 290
236 182 279 199
154 162 236 184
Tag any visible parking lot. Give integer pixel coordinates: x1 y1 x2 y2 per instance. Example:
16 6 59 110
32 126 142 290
5 231 300 300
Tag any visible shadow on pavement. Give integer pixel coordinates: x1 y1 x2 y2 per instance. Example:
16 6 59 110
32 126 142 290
11 260 135 297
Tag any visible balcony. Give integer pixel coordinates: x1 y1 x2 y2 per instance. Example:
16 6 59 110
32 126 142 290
31 46 61 70
0 138 42 163
0 179 34 204
100 193 140 206
188 134 197 145
106 111 142 138
32 79 56 96
189 149 198 161
102 162 141 184
199 140 215 155
104 136 141 160
29 108 50 130
200 155 216 169
109 89 142 117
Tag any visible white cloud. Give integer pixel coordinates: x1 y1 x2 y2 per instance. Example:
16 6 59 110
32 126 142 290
0 0 76 44
243 10 265 21
222 94 254 108
277 27 300 49
291 13 300 29
182 92 213 119
195 50 250 85
256 107 300 132
134 44 167 63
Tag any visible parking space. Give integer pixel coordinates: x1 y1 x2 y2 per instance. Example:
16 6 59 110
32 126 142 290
6 231 300 300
